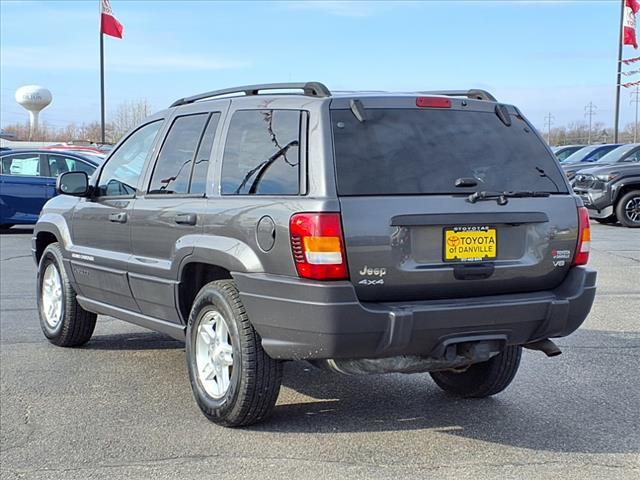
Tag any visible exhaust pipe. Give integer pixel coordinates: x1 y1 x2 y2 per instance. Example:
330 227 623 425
524 339 562 357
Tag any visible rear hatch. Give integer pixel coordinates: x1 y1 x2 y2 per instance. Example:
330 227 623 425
330 96 579 302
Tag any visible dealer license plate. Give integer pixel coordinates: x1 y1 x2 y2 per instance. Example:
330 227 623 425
443 226 497 262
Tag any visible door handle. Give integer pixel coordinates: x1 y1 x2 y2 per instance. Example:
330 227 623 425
174 213 197 225
108 212 128 223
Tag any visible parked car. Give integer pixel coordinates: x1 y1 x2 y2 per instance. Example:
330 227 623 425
573 162 640 227
562 144 622 181
33 83 596 427
552 145 585 162
0 150 103 228
576 143 640 168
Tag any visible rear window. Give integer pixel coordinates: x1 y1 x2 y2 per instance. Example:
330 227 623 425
331 108 567 196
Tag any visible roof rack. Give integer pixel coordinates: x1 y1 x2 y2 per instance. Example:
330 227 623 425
419 89 497 102
170 82 331 107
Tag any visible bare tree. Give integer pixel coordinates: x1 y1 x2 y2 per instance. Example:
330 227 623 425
109 99 153 142
2 99 153 144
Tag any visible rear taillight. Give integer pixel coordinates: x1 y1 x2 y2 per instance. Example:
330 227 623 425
573 207 591 266
290 213 349 280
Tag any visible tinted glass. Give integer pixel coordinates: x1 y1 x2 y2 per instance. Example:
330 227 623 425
148 114 208 194
588 146 618 162
190 113 220 194
556 146 583 162
590 144 634 164
48 155 96 177
1 154 40 176
564 144 619 164
221 110 300 195
331 109 568 196
622 148 640 162
98 121 163 197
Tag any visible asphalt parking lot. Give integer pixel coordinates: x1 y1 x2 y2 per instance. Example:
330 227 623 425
0 223 638 479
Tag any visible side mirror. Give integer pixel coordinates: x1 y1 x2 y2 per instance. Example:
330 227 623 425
57 171 90 197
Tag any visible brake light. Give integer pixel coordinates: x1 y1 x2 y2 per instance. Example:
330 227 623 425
573 207 591 266
416 96 451 108
290 213 349 280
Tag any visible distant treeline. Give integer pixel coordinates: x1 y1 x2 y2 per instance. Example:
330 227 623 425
2 99 153 144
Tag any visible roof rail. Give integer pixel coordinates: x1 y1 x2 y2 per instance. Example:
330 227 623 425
170 82 331 107
419 89 497 102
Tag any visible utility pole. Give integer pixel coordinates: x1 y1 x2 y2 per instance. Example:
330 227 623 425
543 112 555 144
585 102 597 145
631 85 640 142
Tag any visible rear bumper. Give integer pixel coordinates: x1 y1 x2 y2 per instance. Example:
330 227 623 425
233 268 597 360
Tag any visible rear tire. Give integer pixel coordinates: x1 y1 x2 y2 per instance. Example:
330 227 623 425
37 243 97 347
430 345 522 398
186 280 282 427
616 190 640 228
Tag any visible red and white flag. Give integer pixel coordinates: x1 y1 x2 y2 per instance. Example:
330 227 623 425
101 0 123 39
624 0 639 49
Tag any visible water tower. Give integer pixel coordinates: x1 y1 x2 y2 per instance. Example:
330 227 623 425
15 85 52 140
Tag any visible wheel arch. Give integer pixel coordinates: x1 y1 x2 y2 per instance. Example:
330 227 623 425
33 214 72 264
176 261 234 324
175 237 264 323
612 177 640 204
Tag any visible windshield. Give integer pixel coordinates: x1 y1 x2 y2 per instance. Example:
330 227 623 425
563 144 619 164
589 144 639 164
331 108 567 196
556 146 584 162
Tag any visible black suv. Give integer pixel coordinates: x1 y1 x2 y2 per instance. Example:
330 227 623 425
33 83 596 426
573 162 640 227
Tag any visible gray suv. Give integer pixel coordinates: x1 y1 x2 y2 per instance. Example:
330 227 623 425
33 82 597 427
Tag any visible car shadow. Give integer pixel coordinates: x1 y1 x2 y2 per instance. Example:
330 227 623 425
0 226 34 235
85 331 184 351
78 326 638 455
248 328 639 455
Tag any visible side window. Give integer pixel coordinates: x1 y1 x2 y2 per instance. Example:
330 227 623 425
190 113 221 194
148 114 209 194
221 110 301 195
48 155 96 177
98 120 163 197
622 148 640 162
590 149 609 162
0 154 41 176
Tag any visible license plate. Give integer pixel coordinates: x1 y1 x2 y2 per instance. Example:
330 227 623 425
443 226 497 262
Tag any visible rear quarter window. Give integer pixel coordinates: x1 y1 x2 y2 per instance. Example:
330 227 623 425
221 110 301 195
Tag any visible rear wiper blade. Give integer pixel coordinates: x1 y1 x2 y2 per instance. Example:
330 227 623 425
467 190 551 205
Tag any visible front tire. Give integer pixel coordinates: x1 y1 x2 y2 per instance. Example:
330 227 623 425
616 190 640 228
430 345 522 398
37 243 97 346
186 280 282 427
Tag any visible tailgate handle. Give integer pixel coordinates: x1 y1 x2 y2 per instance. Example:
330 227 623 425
453 263 495 280
391 212 548 226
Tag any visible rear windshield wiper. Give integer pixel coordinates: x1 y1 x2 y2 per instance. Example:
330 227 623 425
467 190 551 205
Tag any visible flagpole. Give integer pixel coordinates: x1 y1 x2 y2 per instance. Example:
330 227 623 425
100 29 105 144
615 0 625 143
